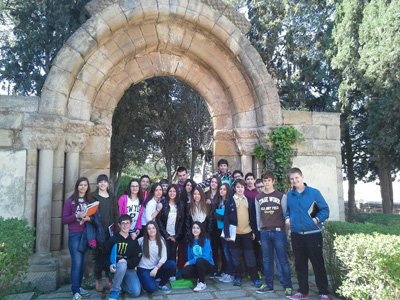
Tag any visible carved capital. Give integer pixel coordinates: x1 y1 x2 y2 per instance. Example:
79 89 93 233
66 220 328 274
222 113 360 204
19 128 65 150
92 125 112 137
65 133 89 153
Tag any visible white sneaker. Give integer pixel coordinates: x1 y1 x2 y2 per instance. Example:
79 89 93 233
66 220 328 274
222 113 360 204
221 274 233 283
72 293 82 300
193 281 207 292
219 274 227 282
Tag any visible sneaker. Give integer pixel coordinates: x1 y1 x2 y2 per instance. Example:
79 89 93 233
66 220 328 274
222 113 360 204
219 274 227 282
209 271 220 278
108 291 119 300
320 295 330 300
193 281 207 292
169 276 176 281
252 279 262 288
79 288 90 297
72 293 82 300
285 288 293 298
221 274 234 283
290 292 309 299
256 284 274 293
233 278 242 286
158 285 171 294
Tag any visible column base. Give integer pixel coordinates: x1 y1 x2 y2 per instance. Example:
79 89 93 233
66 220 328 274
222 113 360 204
26 254 58 292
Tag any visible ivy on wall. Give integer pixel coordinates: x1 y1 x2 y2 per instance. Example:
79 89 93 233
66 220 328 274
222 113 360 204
253 126 304 192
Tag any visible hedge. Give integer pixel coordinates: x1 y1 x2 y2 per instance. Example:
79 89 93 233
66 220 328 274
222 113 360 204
324 221 400 299
0 217 35 297
348 213 400 226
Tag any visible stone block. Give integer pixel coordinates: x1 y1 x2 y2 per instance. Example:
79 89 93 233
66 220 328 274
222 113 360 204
312 112 340 126
313 140 341 155
51 218 62 235
77 63 104 88
50 234 62 251
81 15 112 44
214 140 238 156
141 0 158 21
114 31 135 55
0 129 13 147
26 149 37 165
39 88 68 115
80 168 110 184
51 200 63 218
99 4 127 32
52 168 64 185
233 111 258 128
0 150 26 219
66 27 97 59
44 66 75 96
52 183 64 201
0 95 39 113
292 156 342 221
327 125 341 140
294 125 326 139
82 136 110 154
212 114 233 131
52 45 84 78
80 153 110 169
53 147 65 168
282 110 312 125
296 139 314 156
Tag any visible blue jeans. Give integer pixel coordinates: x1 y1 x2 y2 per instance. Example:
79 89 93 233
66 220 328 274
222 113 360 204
110 262 141 297
260 230 292 289
221 237 233 275
68 232 89 294
137 260 176 293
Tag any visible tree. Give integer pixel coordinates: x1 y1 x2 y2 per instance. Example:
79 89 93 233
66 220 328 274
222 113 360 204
110 77 213 189
331 0 400 213
247 0 338 111
0 0 90 96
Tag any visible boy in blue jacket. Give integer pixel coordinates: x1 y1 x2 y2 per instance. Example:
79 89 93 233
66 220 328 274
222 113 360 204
284 168 330 300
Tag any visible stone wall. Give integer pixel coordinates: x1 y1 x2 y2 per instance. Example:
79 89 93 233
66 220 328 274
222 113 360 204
344 201 400 215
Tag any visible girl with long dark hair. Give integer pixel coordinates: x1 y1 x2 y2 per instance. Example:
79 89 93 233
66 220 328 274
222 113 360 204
62 177 94 300
182 221 214 292
156 184 185 262
137 221 176 294
186 187 213 237
118 179 144 240
142 183 163 226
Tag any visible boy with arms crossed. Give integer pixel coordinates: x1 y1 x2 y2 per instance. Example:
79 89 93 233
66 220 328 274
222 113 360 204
285 168 330 300
255 171 293 298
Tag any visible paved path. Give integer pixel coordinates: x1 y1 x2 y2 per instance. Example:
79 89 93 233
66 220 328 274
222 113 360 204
35 276 340 300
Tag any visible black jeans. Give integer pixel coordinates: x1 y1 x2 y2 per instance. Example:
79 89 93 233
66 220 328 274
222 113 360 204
165 239 178 263
210 229 225 272
229 232 258 281
182 258 214 283
291 232 329 295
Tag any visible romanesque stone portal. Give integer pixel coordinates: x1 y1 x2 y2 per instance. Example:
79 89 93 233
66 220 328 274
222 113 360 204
0 0 344 290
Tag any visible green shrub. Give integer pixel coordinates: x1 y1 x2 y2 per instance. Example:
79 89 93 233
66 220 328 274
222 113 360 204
348 213 400 226
0 217 35 296
334 233 400 299
323 221 400 296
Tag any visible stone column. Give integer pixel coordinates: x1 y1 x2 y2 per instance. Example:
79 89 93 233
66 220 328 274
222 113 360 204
235 128 259 175
256 160 264 178
36 149 55 256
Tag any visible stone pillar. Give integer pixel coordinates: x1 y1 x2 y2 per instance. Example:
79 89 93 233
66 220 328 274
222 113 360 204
256 160 264 178
36 149 55 256
62 152 80 250
235 128 259 175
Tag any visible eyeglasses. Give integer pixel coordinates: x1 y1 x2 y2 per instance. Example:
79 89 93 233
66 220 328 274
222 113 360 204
120 222 131 226
130 185 139 188
256 186 264 189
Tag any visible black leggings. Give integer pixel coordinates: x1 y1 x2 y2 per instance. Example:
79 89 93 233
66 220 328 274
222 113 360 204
181 258 214 283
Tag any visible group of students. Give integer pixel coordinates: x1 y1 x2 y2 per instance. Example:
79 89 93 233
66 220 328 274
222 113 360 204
62 159 331 300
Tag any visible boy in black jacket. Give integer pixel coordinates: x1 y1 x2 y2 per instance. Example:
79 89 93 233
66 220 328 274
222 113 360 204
103 214 142 300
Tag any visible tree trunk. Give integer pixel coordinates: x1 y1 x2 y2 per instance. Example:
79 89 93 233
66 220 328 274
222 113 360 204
342 118 357 214
202 151 207 180
190 145 197 180
376 155 393 214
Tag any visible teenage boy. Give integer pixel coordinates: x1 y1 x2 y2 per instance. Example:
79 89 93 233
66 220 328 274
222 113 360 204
91 174 116 292
176 167 189 192
232 170 244 182
198 159 233 188
244 172 263 277
103 214 142 300
285 168 330 300
255 171 293 298
224 179 261 288
139 175 151 201
255 179 264 193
